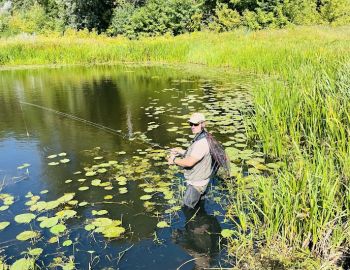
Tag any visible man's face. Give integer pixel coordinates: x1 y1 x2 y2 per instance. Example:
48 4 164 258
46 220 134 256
190 122 202 134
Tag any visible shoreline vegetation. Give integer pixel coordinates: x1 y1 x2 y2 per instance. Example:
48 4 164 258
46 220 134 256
1 26 350 269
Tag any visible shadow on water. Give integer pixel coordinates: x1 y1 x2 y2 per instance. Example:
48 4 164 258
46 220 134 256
172 201 223 270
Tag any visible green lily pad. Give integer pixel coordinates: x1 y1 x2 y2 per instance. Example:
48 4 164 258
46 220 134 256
47 154 57 159
55 209 77 219
14 213 36 224
85 224 95 231
85 171 97 177
91 179 101 186
0 205 9 211
144 188 155 193
78 186 89 191
78 201 88 207
92 218 113 227
40 217 59 228
101 226 125 238
17 163 31 170
10 258 35 270
28 247 43 256
58 152 67 157
50 224 67 235
63 240 73 247
48 162 59 166
157 221 169 228
60 159 70 163
57 193 75 203
0 221 10 231
140 195 152 201
92 210 108 216
119 188 128 194
16 230 40 241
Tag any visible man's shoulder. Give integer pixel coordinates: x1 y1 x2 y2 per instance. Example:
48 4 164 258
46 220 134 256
193 137 210 150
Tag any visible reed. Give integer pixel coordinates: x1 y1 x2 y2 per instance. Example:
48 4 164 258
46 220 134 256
1 26 350 267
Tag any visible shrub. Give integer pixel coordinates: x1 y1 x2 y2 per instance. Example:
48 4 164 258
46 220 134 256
209 3 241 32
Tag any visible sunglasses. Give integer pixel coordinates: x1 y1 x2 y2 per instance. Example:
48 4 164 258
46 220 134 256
189 122 200 127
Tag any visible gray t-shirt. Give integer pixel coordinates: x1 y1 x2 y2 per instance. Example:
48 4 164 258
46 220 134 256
183 137 212 187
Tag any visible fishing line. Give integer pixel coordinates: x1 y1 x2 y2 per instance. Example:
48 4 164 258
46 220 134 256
19 102 30 137
20 101 166 150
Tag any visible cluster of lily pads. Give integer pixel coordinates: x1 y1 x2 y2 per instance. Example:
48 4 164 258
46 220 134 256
47 152 70 166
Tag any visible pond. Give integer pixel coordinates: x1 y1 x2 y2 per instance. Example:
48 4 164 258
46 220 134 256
0 64 255 269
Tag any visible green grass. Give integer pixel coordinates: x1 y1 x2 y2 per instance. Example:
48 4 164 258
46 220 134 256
1 26 350 268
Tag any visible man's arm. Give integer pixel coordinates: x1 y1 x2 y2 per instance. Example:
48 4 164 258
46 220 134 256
168 155 199 167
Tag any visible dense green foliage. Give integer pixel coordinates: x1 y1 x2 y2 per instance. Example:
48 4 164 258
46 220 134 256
0 0 349 37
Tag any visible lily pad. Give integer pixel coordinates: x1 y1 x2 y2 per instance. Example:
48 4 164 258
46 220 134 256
50 224 67 235
28 248 43 256
48 162 59 166
0 221 10 231
78 201 88 207
14 213 36 224
78 186 89 191
40 217 59 228
56 210 77 220
92 210 108 216
85 171 97 177
0 205 9 211
91 179 101 186
10 258 35 270
16 230 40 241
140 195 152 201
101 226 125 238
63 240 73 247
157 221 170 228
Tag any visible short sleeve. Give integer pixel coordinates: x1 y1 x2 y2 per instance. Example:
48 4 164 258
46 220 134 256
190 139 210 160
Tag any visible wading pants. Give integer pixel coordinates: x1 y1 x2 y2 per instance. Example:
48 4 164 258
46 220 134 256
183 184 207 209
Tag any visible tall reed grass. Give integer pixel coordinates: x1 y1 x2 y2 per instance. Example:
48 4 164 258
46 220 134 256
1 26 350 268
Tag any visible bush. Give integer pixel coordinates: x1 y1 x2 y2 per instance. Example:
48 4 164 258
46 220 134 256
320 0 350 25
0 13 10 35
107 1 136 36
109 0 203 38
209 3 241 32
7 4 48 34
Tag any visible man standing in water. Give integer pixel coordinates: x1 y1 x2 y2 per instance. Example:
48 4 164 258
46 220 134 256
168 112 212 209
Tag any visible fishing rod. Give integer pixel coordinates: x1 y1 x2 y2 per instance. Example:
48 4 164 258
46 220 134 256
19 101 167 150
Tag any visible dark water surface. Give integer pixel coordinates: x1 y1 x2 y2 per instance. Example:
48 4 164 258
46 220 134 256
0 64 253 269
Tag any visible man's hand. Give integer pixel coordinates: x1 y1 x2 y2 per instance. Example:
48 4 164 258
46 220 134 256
167 154 176 165
170 147 185 156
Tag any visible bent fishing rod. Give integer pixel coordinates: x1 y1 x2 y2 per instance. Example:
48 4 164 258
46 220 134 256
20 101 167 150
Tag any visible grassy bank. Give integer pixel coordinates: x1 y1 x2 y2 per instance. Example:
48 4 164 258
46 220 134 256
1 26 350 268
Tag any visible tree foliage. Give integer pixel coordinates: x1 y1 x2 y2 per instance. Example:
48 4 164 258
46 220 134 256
0 0 349 37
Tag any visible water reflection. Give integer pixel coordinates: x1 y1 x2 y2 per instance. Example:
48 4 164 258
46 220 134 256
173 201 222 269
